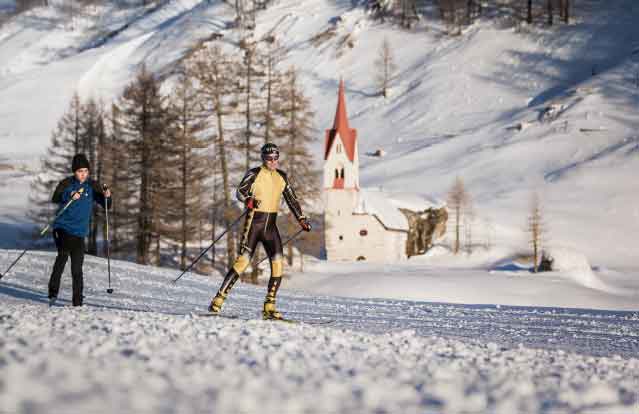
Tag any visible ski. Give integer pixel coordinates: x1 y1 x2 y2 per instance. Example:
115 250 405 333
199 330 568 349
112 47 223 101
264 317 335 325
194 312 244 320
194 312 334 325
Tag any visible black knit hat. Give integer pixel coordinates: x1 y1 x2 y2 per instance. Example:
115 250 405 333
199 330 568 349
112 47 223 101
71 154 90 172
260 143 279 160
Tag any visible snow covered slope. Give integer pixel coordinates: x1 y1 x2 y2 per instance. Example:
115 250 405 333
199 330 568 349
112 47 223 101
1 251 638 413
0 2 638 293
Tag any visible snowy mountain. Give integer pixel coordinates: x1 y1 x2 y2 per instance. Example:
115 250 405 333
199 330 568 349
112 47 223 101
1 0 638 267
1 1 639 412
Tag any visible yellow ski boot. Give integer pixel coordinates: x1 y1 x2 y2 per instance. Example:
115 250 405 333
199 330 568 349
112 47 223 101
262 298 283 320
208 293 226 314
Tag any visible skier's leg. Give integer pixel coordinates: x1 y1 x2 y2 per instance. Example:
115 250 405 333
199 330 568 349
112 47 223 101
68 234 85 306
48 229 69 300
262 220 284 319
208 211 260 313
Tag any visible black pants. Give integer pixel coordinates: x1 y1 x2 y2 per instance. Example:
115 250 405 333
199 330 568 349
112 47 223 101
48 229 85 306
231 211 284 276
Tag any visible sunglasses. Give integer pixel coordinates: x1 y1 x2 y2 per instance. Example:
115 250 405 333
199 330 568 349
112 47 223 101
263 155 279 161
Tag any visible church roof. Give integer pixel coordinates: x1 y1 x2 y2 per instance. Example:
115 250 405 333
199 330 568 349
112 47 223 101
325 79 357 161
353 188 445 232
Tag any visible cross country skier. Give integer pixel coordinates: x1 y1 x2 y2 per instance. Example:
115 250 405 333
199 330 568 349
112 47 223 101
208 143 312 319
48 154 112 307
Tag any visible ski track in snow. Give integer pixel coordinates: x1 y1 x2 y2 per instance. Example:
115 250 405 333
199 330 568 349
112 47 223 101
1 251 638 413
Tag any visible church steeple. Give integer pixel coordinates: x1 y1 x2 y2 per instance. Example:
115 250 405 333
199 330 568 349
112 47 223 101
324 79 357 162
323 79 359 190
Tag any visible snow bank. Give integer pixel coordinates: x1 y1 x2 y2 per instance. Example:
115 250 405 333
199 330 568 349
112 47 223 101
547 247 628 295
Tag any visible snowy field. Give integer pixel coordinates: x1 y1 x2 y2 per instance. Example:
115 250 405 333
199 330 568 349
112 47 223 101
2 0 639 412
1 251 639 413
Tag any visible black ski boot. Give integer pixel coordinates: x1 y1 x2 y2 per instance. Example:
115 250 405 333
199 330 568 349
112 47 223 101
263 275 283 320
208 269 239 314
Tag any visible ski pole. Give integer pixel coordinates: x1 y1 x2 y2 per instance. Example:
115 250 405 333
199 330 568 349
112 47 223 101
257 228 305 266
0 188 84 280
172 209 249 284
103 184 113 294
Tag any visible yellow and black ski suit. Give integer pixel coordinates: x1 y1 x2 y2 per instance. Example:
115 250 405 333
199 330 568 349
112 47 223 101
210 165 306 315
233 165 305 277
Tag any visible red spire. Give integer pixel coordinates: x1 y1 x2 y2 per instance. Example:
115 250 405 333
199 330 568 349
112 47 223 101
333 79 350 131
325 79 357 162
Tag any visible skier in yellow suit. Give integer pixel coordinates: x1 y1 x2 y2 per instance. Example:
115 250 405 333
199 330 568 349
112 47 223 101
208 143 312 319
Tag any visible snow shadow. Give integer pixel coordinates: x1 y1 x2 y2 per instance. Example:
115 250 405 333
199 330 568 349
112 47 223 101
544 136 639 182
0 281 49 304
477 0 639 108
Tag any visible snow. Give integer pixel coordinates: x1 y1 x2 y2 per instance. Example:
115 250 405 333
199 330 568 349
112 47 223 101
354 188 444 231
285 251 639 312
1 1 639 411
1 251 638 413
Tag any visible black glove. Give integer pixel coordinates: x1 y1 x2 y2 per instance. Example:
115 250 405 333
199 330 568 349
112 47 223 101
299 217 312 232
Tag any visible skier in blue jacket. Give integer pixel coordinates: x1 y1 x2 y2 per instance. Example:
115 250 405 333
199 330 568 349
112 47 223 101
48 154 111 307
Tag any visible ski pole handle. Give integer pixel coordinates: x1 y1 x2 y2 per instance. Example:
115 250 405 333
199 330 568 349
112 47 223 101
102 183 111 198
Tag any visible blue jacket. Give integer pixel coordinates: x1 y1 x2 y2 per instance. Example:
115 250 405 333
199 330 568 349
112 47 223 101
52 177 110 238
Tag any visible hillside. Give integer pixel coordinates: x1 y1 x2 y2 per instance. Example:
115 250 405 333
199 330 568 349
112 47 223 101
0 1 638 275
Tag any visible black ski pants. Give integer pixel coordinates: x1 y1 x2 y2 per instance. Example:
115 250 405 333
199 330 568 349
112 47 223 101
48 229 85 306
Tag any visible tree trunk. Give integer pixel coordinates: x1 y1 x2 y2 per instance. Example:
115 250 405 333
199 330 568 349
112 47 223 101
216 108 235 267
454 205 460 254
180 142 188 270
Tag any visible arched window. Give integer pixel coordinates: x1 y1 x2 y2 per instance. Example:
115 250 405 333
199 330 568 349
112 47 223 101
336 143 342 153
339 235 344 241
334 169 339 179
340 168 345 179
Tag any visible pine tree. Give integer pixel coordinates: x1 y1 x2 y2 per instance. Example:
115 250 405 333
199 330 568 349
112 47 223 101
28 93 84 235
528 192 544 273
447 176 470 255
374 37 397 98
117 65 171 265
237 38 267 171
164 74 211 270
188 45 240 267
274 67 320 270
101 103 136 255
79 97 106 255
262 40 287 145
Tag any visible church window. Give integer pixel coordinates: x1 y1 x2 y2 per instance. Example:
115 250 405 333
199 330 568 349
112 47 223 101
359 229 368 236
335 169 339 179
340 168 345 179
336 143 342 153
339 235 344 241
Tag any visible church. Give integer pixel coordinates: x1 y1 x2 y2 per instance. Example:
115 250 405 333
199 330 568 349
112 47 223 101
323 80 447 262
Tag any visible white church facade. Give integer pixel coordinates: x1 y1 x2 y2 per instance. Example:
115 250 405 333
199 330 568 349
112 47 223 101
323 81 444 262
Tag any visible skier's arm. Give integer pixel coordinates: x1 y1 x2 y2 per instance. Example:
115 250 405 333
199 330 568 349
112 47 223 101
236 168 259 204
51 177 73 204
90 180 112 209
279 171 305 222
